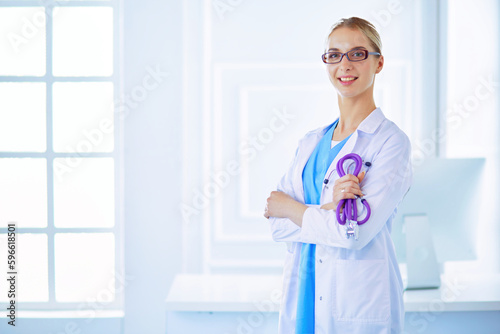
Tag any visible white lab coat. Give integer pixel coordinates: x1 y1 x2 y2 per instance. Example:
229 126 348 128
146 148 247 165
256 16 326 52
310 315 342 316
270 108 412 334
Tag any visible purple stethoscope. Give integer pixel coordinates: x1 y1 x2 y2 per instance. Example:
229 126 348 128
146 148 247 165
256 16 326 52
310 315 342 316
335 153 371 240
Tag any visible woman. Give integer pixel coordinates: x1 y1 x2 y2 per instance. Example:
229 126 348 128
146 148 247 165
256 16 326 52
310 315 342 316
264 17 412 334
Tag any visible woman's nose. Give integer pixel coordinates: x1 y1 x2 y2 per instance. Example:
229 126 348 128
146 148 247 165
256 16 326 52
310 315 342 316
338 54 353 70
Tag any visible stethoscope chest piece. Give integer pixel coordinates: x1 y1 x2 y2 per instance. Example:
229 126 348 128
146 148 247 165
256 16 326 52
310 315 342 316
345 220 359 240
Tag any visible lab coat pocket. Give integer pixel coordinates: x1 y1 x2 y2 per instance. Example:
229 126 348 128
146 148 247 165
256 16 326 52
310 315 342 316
334 259 390 322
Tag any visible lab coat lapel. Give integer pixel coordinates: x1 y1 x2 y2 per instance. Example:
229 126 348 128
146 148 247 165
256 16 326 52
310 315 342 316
321 130 359 195
291 107 385 204
320 108 385 195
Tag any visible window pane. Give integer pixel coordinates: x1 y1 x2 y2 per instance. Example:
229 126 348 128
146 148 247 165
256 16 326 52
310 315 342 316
0 82 46 152
445 1 498 157
0 233 48 302
52 82 114 152
0 159 47 228
53 157 114 228
55 233 115 302
52 7 113 76
0 7 46 76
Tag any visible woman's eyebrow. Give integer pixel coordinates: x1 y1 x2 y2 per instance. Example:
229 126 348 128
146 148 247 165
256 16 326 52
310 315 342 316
327 46 366 52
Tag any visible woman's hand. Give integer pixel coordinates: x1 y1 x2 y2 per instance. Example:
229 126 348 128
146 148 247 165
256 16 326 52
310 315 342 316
320 171 365 211
264 191 307 227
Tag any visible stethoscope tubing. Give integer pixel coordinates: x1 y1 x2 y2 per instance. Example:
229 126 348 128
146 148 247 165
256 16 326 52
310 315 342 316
335 153 371 225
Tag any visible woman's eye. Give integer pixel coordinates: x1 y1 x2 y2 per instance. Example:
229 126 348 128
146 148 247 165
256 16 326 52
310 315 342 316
353 51 364 57
329 53 340 59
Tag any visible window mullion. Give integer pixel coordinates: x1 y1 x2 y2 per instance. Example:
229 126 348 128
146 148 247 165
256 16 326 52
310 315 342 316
112 0 124 308
45 4 56 306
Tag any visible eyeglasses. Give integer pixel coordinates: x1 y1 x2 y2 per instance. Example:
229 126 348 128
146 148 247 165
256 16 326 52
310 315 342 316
322 48 381 64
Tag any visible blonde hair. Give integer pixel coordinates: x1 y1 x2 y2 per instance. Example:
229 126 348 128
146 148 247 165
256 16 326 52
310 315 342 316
325 17 382 54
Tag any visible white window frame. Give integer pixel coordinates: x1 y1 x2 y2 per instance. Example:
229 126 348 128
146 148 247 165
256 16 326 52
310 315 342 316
0 0 124 313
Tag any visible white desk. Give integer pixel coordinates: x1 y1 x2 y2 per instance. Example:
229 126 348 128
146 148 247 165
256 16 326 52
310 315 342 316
166 273 500 313
165 274 282 312
403 273 500 312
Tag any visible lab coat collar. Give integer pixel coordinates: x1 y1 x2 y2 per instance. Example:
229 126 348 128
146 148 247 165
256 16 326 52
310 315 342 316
355 107 385 134
313 107 385 138
318 108 386 194
295 108 387 201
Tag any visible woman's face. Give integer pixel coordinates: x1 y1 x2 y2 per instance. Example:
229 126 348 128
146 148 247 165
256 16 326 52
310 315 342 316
325 27 384 99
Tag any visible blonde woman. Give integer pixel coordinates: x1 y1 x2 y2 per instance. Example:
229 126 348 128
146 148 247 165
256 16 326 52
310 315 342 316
264 17 412 334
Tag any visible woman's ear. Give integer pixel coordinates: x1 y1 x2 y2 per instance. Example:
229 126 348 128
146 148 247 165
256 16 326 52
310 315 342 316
375 55 384 74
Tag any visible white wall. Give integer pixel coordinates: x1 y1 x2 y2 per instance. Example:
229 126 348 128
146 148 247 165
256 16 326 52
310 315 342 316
180 0 425 276
120 0 500 333
122 1 183 333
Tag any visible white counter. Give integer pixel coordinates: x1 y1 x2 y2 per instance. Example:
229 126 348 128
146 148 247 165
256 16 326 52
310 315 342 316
166 273 500 313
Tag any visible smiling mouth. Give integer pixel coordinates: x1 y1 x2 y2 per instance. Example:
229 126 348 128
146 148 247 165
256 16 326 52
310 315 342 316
338 77 358 82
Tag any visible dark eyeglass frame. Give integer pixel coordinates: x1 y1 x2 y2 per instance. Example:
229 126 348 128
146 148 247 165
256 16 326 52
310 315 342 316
322 48 381 64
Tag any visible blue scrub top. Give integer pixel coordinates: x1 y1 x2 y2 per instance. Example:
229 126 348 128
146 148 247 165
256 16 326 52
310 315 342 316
296 120 351 333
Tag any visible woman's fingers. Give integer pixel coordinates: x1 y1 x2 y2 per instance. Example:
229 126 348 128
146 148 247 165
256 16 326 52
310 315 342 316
331 173 366 208
357 171 366 183
336 191 360 201
339 184 363 196
335 173 365 195
337 182 364 197
322 172 367 212
265 191 293 218
334 172 365 185
334 174 358 186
